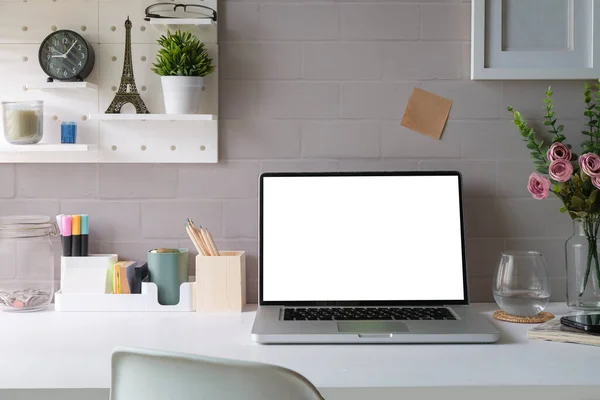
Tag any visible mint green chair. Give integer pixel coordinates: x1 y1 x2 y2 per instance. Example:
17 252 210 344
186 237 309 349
110 348 325 400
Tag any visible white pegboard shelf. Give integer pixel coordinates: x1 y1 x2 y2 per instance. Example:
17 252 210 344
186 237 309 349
1 0 219 164
148 18 218 42
148 18 217 27
89 114 217 121
0 144 89 152
25 82 98 91
0 144 97 163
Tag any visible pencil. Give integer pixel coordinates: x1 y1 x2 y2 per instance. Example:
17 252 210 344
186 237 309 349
202 228 220 256
186 224 205 256
188 219 220 256
199 228 216 256
187 220 211 256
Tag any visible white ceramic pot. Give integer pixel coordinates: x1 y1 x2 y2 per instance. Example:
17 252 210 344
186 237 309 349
160 76 204 114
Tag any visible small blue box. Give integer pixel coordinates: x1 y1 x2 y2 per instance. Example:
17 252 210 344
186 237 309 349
61 122 77 144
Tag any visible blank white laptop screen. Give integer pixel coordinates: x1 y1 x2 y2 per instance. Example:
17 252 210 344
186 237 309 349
261 174 466 302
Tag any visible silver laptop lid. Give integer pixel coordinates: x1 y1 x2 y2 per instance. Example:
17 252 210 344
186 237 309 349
259 172 469 307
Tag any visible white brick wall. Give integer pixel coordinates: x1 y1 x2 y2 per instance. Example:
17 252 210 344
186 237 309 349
0 165 14 198
340 4 419 40
341 82 415 119
261 81 341 119
1 0 587 303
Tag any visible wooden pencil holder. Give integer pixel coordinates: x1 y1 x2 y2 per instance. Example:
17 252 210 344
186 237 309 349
195 251 246 313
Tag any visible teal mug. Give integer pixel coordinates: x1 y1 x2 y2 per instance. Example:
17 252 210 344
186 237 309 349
147 248 189 306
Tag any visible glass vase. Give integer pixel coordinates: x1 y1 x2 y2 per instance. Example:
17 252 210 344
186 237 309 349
566 218 600 310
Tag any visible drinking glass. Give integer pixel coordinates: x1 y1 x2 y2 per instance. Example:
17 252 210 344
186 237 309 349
493 251 551 317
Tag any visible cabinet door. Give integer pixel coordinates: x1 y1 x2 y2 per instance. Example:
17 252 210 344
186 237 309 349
471 0 600 80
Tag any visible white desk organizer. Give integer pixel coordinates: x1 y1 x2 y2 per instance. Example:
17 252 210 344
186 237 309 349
61 254 118 294
56 254 195 312
55 282 195 312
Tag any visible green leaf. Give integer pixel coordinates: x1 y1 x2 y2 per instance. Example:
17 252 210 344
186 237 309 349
559 206 567 213
552 185 561 194
553 134 566 143
572 196 585 209
536 166 548 174
588 190 598 205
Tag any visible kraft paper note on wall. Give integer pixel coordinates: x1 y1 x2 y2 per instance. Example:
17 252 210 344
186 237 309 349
401 88 453 140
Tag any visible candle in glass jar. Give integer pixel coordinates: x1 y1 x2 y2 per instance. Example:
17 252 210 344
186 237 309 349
2 101 43 145
5 109 40 139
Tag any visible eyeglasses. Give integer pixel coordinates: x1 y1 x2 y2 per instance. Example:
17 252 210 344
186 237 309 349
144 3 217 22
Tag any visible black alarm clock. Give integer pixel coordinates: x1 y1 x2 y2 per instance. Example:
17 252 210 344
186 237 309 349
38 30 95 82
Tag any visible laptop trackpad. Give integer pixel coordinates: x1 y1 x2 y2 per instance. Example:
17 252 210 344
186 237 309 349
337 321 409 333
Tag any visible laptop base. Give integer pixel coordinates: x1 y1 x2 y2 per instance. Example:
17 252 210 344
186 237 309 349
252 306 500 344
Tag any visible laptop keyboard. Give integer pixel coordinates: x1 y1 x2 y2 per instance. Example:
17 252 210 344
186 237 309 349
283 307 456 321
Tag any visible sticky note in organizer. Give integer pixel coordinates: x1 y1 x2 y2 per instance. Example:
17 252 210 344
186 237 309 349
112 262 136 294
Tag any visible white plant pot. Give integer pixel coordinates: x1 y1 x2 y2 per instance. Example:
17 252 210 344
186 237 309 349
160 76 204 115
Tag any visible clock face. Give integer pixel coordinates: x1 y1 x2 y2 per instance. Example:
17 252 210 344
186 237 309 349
39 30 92 81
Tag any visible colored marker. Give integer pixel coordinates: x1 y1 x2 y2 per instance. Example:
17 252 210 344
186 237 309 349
62 216 72 257
71 215 82 257
81 214 89 257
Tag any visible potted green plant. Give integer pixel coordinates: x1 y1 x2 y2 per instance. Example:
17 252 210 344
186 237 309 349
151 30 215 115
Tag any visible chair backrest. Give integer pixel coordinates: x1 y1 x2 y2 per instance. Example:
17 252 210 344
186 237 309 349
110 348 325 400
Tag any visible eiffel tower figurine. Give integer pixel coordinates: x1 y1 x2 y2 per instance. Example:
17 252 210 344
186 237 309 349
105 17 150 114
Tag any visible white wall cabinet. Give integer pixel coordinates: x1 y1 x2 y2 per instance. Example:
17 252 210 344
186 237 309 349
471 0 600 80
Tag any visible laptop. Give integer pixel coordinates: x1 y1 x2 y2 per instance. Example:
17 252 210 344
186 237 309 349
251 171 500 344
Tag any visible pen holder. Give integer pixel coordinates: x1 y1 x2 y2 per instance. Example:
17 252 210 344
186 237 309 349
61 254 118 294
195 251 246 313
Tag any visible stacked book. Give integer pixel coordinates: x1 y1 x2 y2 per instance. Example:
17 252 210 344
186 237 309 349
529 320 600 347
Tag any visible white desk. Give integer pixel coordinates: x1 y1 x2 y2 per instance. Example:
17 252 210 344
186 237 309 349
1 303 599 400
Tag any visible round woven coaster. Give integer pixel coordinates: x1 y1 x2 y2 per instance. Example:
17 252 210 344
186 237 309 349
493 310 555 324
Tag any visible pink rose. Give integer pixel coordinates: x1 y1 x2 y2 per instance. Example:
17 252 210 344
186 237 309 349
579 153 600 177
549 159 573 182
592 176 600 190
528 173 550 200
547 143 572 162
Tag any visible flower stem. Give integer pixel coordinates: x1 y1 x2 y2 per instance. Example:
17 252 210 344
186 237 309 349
595 245 600 292
580 216 600 296
595 219 600 290
581 219 594 296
